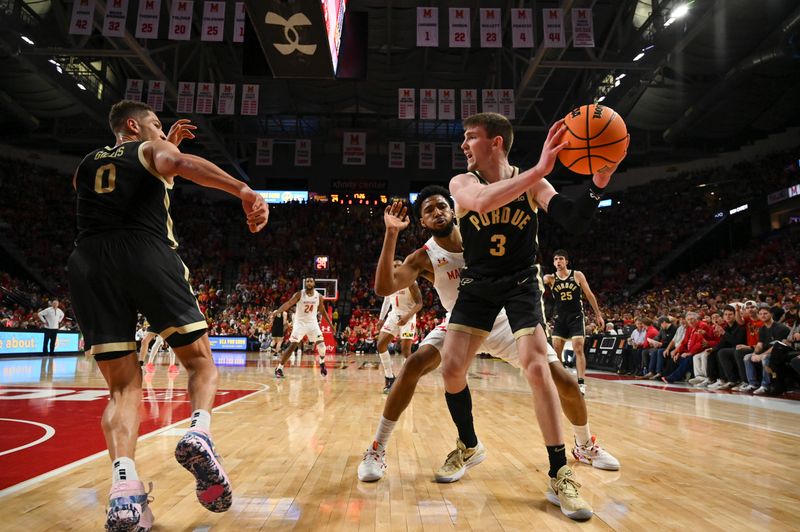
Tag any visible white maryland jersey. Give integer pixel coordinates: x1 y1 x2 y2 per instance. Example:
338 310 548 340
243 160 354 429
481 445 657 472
294 290 321 324
380 285 418 321
422 237 464 320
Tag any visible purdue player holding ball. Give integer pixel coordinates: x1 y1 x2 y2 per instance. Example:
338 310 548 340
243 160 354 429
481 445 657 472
441 113 624 521
544 250 604 395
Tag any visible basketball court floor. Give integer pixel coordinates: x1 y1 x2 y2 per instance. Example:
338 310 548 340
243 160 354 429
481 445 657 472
0 350 798 530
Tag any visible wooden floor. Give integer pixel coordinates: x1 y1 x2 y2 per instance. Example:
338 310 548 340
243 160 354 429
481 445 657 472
1 351 799 531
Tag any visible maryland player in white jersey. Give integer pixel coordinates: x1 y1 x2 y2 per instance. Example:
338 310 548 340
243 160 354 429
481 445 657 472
357 186 619 491
375 267 422 393
271 277 335 377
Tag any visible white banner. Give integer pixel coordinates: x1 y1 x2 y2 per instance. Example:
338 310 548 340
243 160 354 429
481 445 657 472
201 1 225 42
452 143 467 170
461 89 477 118
102 0 129 37
572 8 595 48
125 79 143 101
256 138 273 166
420 89 437 120
419 142 435 170
217 83 236 115
168 0 193 41
417 7 438 47
241 84 259 115
147 79 165 112
135 0 161 38
388 141 405 169
343 132 366 165
481 89 499 113
511 8 534 48
69 0 96 35
438 89 455 120
233 2 245 43
543 8 565 48
398 88 415 119
196 82 214 114
499 89 515 119
480 8 502 48
295 139 311 167
176 81 195 113
448 7 470 48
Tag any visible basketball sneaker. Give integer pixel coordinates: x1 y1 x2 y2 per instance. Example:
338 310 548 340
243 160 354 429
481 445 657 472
572 435 620 471
320 362 327 377
434 439 486 483
144 362 155 373
274 368 284 379
105 480 154 532
174 429 232 513
357 441 387 482
545 465 593 521
382 376 396 394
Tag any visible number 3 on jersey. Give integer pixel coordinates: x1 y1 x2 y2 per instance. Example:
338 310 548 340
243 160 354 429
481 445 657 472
94 163 116 194
490 234 506 256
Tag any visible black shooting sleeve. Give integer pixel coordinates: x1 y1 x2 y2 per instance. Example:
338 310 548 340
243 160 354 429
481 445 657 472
546 182 605 235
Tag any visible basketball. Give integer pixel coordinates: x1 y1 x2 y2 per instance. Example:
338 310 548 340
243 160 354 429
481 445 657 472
558 104 628 175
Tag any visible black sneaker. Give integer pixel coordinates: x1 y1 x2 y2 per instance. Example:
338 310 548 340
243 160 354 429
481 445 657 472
320 363 327 376
275 368 284 378
383 376 395 394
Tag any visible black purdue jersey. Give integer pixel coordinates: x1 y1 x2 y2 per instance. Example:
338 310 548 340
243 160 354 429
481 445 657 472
74 141 178 248
551 270 584 315
458 168 539 276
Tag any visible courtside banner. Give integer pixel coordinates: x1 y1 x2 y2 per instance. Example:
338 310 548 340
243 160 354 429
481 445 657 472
0 331 80 356
208 336 247 351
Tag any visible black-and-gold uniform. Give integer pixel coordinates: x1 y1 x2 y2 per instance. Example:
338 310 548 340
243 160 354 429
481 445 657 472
68 141 207 360
449 169 547 338
551 270 586 339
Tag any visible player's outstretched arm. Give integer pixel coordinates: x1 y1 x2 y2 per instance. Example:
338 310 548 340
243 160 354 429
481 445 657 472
576 270 604 329
272 292 301 318
375 202 426 296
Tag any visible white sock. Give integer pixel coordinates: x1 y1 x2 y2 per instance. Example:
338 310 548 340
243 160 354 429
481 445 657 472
374 416 397 448
573 424 592 447
317 344 326 365
189 409 211 432
112 456 138 482
277 363 284 371
379 351 394 378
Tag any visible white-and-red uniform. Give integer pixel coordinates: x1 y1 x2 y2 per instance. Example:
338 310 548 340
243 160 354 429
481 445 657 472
419 237 558 364
289 290 324 343
379 287 418 340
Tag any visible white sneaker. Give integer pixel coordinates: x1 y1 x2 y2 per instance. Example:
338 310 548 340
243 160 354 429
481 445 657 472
718 381 735 390
358 441 387 482
707 379 724 389
688 376 706 385
694 378 711 388
753 386 768 395
572 436 620 471
741 384 757 393
732 382 748 392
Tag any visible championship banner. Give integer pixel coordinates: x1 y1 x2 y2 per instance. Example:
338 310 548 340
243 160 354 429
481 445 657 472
448 7 470 48
481 89 499 113
499 89 515 119
69 0 96 36
419 89 437 120
125 79 143 101
388 141 405 169
543 8 565 48
452 143 467 170
135 0 161 39
480 8 502 48
398 88 415 119
217 83 236 115
233 2 246 43
201 1 225 42
460 89 477 118
438 89 455 120
241 83 259 115
419 142 435 170
343 132 366 166
511 8 534 48
176 81 195 113
255 138 273 166
572 8 595 48
168 0 193 41
295 139 311 166
195 82 214 114
102 0 129 37
416 7 438 47
147 80 165 112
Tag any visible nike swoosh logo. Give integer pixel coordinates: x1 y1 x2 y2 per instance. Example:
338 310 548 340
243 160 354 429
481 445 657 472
517 277 529 285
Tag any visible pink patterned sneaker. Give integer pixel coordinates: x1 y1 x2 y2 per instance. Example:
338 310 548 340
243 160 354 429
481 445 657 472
105 480 154 532
174 429 232 512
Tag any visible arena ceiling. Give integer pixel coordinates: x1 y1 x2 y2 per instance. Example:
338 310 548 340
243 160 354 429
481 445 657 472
0 0 798 183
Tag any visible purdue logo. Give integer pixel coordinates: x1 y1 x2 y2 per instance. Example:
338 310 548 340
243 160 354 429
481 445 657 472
265 12 317 56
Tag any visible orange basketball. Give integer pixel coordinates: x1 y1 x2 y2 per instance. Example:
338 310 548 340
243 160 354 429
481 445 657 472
557 104 628 175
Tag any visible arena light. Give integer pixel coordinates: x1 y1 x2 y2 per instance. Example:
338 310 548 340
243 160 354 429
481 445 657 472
615 73 626 81
56 65 63 74
729 203 748 215
672 4 690 19
633 52 645 61
597 96 606 103
76 83 87 91
21 35 34 45
48 59 58 65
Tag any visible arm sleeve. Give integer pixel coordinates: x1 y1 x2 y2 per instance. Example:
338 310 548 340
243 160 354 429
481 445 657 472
379 297 391 321
545 182 605 235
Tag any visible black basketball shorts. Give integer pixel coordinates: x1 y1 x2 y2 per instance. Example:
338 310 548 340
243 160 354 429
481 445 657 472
68 231 207 360
449 265 546 339
552 312 586 340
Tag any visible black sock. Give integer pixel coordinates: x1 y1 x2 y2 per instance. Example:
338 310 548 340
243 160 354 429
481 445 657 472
547 444 567 478
578 378 584 385
444 385 478 448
